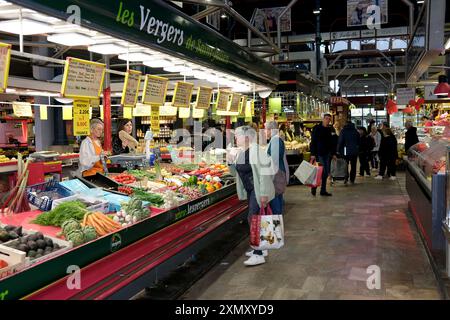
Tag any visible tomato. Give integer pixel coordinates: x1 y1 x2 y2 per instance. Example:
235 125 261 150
0 259 8 269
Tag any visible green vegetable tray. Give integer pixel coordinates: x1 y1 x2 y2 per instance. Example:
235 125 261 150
26 179 74 211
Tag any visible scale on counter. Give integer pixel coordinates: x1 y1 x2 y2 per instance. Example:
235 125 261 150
29 151 60 161
108 153 147 170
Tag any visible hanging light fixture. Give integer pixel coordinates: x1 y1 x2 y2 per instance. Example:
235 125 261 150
433 75 450 96
0 18 54 35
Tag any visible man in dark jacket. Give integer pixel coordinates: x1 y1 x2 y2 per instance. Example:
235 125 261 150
310 113 335 196
338 121 360 184
404 121 419 152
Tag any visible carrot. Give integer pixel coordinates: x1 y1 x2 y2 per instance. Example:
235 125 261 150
86 214 107 236
94 212 121 229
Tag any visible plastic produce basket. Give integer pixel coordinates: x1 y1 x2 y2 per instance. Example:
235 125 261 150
26 179 74 211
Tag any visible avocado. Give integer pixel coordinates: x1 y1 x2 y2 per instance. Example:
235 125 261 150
35 232 44 240
53 243 60 250
0 231 9 242
36 239 46 250
34 253 42 259
8 231 19 240
27 240 38 251
36 248 44 255
44 247 53 254
19 237 28 244
27 250 37 258
27 234 38 242
14 226 22 237
18 244 29 252
4 225 15 232
44 238 53 248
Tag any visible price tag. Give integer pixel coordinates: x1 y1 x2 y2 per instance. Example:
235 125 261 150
195 86 213 110
0 42 11 93
160 104 178 116
62 106 73 120
151 105 160 133
61 57 106 99
73 100 90 136
142 74 168 105
100 105 104 120
123 106 133 119
173 81 194 108
133 103 151 117
39 105 48 120
239 95 247 115
216 90 231 111
245 100 252 118
178 107 190 119
121 70 142 107
229 93 241 112
193 107 204 118
12 102 32 117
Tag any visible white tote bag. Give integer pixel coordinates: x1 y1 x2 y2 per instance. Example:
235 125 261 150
294 160 317 185
251 213 285 250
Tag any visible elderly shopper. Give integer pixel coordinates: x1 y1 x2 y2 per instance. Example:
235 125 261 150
79 118 107 177
227 125 275 266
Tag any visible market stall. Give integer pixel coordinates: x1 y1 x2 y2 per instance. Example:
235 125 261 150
0 0 279 300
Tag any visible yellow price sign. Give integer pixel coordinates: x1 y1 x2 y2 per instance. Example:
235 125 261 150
121 69 141 107
73 100 90 136
195 86 213 110
0 42 11 93
173 81 194 108
151 105 160 133
133 103 151 117
239 95 248 115
62 106 73 120
193 107 204 118
216 90 231 111
12 102 32 117
229 93 241 112
123 106 133 119
39 105 48 120
142 74 168 106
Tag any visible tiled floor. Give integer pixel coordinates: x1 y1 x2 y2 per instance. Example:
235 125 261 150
181 172 442 300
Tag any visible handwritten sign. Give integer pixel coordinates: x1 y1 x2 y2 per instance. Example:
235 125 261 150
61 57 106 99
160 104 178 116
239 95 248 115
193 107 205 118
142 75 168 105
0 42 11 93
39 105 48 120
73 100 90 136
151 105 160 133
12 102 32 117
121 70 141 107
216 90 231 111
178 107 190 118
396 87 415 106
195 86 213 110
229 93 241 112
173 81 194 108
133 103 151 117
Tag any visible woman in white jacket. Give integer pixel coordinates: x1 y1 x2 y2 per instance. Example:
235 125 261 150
369 125 381 171
78 119 107 177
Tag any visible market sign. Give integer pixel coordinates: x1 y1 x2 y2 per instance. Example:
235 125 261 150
239 95 248 115
172 81 194 108
192 107 204 119
121 70 142 107
160 104 178 116
151 105 160 133
12 102 32 117
178 106 190 118
142 74 168 106
73 100 90 136
39 105 48 120
229 93 241 113
61 57 106 99
123 106 133 119
62 106 73 120
216 90 231 112
133 103 151 117
396 87 415 106
0 42 11 93
195 86 213 110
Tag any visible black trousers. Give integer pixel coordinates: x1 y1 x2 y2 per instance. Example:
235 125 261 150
379 158 396 177
344 155 358 183
359 153 370 176
370 151 379 169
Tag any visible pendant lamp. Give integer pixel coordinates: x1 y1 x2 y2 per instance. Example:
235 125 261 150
434 75 450 96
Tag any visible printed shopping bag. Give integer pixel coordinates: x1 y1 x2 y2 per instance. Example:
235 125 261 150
330 158 347 179
306 165 323 188
294 160 317 185
250 205 284 250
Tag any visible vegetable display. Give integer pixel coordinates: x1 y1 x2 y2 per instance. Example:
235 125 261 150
0 259 8 269
111 173 136 185
118 186 133 195
114 197 149 227
132 189 165 206
33 201 87 227
0 225 23 244
59 218 97 246
1 153 31 214
5 232 64 259
126 170 155 179
82 211 122 236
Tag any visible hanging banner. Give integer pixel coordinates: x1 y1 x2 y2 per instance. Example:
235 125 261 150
216 90 231 111
193 107 205 119
62 106 73 120
73 100 90 136
142 75 168 105
229 93 242 113
173 81 194 108
121 70 142 107
179 107 191 119
133 103 151 117
269 97 282 114
195 86 213 110
12 102 32 117
39 105 48 120
0 42 11 93
239 95 248 115
151 105 160 133
123 106 133 119
60 57 106 99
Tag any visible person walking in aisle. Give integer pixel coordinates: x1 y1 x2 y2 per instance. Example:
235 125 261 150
265 121 289 216
357 127 373 177
404 121 419 152
310 113 335 196
369 125 381 171
227 126 275 266
337 121 360 184
375 127 398 181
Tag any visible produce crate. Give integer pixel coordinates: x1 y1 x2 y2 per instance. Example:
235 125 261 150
51 194 109 213
2 231 72 267
26 179 74 211
0 245 26 279
79 173 119 191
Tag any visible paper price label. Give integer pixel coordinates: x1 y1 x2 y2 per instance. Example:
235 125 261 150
121 70 141 107
142 75 168 106
73 100 90 136
0 42 11 93
195 86 213 110
229 93 241 112
173 81 194 108
12 102 32 117
216 90 231 111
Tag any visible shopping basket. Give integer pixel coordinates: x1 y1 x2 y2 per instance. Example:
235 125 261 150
26 179 74 211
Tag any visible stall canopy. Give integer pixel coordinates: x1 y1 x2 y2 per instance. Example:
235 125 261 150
8 0 279 88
